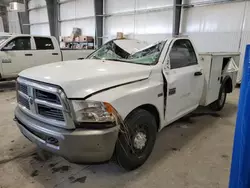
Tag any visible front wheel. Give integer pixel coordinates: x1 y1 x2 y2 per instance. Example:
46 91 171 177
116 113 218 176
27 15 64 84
115 109 157 171
210 84 227 111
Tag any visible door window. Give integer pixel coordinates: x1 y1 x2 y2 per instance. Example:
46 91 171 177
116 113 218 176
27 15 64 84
34 37 54 50
169 39 197 69
3 37 31 51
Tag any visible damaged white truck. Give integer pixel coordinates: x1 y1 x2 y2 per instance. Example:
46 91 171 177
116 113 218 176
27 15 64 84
14 37 239 170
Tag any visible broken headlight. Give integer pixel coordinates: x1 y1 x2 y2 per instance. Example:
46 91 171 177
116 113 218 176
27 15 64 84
71 100 116 127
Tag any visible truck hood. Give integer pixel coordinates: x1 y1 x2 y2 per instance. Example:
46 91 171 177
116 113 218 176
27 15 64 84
19 59 152 98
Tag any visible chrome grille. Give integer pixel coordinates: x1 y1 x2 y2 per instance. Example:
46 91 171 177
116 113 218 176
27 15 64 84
35 89 61 104
18 94 30 110
17 78 67 125
18 83 28 95
37 104 64 122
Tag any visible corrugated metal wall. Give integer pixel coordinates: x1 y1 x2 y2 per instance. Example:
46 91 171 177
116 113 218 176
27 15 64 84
181 1 249 82
238 2 250 83
28 0 95 37
181 2 244 52
104 0 173 43
28 0 50 35
59 0 95 37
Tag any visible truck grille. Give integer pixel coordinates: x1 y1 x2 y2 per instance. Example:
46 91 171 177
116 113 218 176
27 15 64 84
17 80 65 124
37 104 64 122
35 90 61 104
18 83 28 95
18 94 30 110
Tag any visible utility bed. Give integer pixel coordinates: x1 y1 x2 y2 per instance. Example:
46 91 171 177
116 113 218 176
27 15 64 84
199 52 239 106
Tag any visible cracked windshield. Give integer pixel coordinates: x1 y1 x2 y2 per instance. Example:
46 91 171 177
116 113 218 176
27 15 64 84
87 40 165 65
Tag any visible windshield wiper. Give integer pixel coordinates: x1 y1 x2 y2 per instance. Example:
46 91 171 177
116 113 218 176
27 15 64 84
91 55 101 59
105 58 123 62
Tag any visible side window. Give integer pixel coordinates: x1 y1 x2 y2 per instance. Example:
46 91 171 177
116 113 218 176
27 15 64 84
3 37 31 51
34 37 54 50
169 39 198 69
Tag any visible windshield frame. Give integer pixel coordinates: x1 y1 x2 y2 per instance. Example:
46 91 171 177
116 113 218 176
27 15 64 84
86 39 167 66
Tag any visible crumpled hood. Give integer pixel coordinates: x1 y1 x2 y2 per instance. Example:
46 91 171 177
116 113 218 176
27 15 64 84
19 59 152 98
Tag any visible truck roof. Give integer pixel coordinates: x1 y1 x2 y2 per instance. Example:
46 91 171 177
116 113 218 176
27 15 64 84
0 32 54 38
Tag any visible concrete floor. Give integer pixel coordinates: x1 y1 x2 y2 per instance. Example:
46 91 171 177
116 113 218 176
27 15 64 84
0 82 239 188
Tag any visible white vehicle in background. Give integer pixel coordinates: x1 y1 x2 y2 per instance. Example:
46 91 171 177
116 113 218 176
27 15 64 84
14 37 239 170
0 33 93 80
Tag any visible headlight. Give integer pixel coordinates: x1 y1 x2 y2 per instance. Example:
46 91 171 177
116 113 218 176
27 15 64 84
71 100 116 127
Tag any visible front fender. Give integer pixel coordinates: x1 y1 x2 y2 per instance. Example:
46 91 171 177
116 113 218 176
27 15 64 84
88 79 165 129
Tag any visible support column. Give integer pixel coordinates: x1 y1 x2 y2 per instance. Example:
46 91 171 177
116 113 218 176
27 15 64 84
18 0 30 34
0 5 9 32
94 0 103 48
45 0 59 41
172 0 182 36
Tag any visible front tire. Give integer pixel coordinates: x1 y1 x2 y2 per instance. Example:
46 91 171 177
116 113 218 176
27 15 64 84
210 84 227 111
115 109 157 171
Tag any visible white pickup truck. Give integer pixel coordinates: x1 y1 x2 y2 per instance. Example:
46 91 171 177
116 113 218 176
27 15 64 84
0 33 93 80
14 37 239 170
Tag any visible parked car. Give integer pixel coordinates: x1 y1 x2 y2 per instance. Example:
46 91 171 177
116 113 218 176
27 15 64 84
14 37 239 170
0 33 93 80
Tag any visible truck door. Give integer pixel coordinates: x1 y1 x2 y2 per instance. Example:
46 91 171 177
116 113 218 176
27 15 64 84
163 39 204 124
33 37 61 66
0 36 35 77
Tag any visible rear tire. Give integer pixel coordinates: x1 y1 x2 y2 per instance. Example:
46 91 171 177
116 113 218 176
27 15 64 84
210 84 227 111
115 109 157 171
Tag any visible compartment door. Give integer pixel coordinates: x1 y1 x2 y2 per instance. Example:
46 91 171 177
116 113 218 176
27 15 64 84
206 56 223 104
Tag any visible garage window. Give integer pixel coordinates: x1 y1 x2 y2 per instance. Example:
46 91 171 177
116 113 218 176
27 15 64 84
34 37 54 50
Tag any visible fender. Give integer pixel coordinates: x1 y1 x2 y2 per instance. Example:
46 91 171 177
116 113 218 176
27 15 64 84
87 78 165 130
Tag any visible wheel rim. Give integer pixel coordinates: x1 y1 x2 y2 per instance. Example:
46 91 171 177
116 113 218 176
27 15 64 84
220 89 226 106
126 124 149 156
133 131 147 150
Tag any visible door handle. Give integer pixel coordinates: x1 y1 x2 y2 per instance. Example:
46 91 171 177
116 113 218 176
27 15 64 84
25 53 33 56
169 88 176 95
2 58 11 63
52 53 59 55
194 71 202 76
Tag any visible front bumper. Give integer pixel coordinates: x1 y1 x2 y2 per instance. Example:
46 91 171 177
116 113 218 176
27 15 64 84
15 107 119 163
